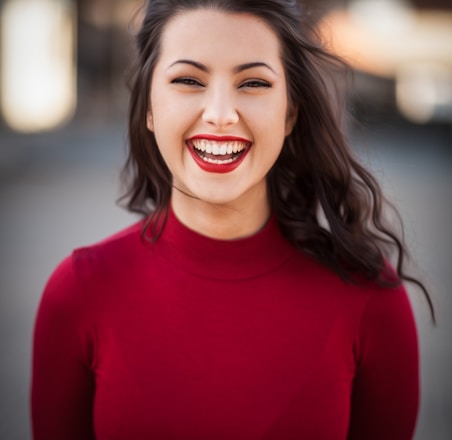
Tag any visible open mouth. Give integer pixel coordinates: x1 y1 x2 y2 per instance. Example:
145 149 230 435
191 139 249 163
187 138 251 173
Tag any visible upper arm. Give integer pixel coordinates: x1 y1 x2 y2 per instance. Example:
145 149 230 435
31 256 96 440
347 285 419 440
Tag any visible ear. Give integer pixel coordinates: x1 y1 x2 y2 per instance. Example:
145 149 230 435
146 110 154 132
285 105 298 136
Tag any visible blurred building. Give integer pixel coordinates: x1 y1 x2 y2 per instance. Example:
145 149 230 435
0 0 142 133
1 0 451 132
318 0 452 125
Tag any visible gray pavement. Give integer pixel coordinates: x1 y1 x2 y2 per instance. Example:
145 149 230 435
0 119 451 439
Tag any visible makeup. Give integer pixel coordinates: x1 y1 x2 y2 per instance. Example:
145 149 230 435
187 134 252 174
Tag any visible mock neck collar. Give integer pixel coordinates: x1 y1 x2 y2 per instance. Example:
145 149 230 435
156 209 296 281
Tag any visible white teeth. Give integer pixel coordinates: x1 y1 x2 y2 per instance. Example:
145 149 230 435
191 139 248 156
203 157 235 164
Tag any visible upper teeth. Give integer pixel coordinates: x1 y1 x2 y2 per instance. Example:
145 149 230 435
191 139 247 155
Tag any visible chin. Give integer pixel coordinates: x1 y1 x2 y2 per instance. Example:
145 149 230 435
196 193 241 207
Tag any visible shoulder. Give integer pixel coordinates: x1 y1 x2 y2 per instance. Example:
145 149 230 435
289 253 416 332
302 252 412 307
70 220 146 279
40 220 147 306
358 281 416 334
351 262 416 336
351 278 418 369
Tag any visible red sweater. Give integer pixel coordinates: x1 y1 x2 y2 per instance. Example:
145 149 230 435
32 210 419 439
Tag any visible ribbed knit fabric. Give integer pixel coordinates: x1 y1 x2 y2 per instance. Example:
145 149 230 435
32 210 419 439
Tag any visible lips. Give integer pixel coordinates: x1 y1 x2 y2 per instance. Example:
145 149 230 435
187 135 251 173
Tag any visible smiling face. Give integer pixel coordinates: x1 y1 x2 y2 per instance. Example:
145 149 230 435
147 8 296 230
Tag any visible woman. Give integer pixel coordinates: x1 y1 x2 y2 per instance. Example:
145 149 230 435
32 1 434 439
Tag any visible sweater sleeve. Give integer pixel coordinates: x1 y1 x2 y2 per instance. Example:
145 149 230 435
31 255 96 440
347 284 419 440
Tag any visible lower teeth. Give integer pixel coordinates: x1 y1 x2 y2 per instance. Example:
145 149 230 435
202 157 235 164
195 150 242 165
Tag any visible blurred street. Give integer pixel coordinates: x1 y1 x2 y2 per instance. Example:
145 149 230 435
0 118 451 439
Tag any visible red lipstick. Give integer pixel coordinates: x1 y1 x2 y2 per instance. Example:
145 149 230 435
187 134 252 174
189 134 251 143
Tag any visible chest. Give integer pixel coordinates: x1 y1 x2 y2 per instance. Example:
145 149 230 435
91 268 358 439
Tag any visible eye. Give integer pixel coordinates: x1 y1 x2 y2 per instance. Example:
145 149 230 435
239 80 271 89
171 77 204 87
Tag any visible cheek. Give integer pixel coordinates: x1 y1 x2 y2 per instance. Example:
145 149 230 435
255 93 289 124
154 138 180 178
153 98 198 137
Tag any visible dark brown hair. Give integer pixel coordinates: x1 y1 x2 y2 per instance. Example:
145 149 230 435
122 0 434 320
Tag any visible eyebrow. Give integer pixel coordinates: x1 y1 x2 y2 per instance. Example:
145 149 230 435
168 59 276 74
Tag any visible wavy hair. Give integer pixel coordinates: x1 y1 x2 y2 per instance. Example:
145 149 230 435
122 0 434 320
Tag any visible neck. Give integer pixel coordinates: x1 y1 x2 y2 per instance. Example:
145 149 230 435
170 189 271 240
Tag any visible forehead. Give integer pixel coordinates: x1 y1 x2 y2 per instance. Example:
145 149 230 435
158 8 282 64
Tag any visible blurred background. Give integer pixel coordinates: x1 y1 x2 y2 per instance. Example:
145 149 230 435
0 0 451 438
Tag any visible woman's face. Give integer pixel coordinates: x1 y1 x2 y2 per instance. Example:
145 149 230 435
147 8 296 212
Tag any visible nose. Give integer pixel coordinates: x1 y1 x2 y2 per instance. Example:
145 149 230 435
201 84 239 127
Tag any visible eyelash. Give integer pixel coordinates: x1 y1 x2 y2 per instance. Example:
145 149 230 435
171 77 203 87
240 80 271 89
171 77 272 89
